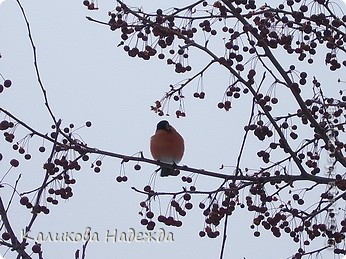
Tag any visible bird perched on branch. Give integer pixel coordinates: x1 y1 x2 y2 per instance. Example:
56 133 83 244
150 120 184 177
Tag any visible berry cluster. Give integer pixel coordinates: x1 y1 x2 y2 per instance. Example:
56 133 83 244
20 196 50 214
0 78 12 94
98 0 346 251
139 185 202 231
0 120 95 218
83 0 98 10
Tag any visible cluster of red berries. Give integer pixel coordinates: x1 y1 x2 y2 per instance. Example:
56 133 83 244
20 196 50 214
115 175 128 182
32 244 41 254
139 201 156 231
199 202 228 238
245 120 273 141
0 120 15 143
181 175 193 183
87 1 346 258
91 159 102 173
150 99 186 118
82 0 98 10
193 91 206 99
150 100 164 116
114 161 142 183
0 79 12 94
139 188 200 231
43 158 80 176
157 214 182 227
217 84 247 111
108 5 196 72
47 185 73 203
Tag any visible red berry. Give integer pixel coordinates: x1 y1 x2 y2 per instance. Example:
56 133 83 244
271 97 278 104
185 202 193 210
183 193 191 201
147 221 155 230
0 120 10 130
217 102 224 109
146 211 154 219
20 196 29 205
144 185 151 192
158 215 166 222
32 244 41 253
10 159 19 167
2 232 10 240
3 79 11 88
175 220 183 227
140 218 148 225
95 160 102 166
42 207 50 214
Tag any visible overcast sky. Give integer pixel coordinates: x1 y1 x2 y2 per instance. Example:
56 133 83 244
0 1 345 258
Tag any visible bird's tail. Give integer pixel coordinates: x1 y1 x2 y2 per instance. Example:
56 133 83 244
160 166 180 177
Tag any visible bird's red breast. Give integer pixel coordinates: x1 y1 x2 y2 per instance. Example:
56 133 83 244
150 121 184 176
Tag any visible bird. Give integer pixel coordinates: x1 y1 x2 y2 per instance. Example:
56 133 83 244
150 120 184 177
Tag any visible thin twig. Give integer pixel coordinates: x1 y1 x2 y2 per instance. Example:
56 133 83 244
15 0 57 124
0 197 31 258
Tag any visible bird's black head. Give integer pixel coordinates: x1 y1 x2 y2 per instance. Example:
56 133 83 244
156 120 170 131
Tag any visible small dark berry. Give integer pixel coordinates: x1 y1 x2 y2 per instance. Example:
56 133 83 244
32 244 41 253
2 232 10 240
3 79 11 88
20 196 29 205
140 218 148 225
10 159 19 167
95 160 102 166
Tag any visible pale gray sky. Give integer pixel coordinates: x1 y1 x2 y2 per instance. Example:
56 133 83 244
0 1 345 258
